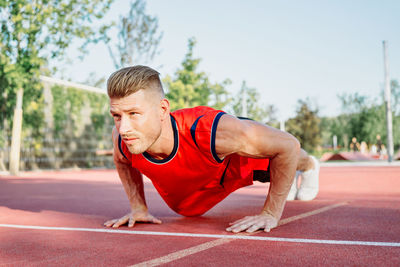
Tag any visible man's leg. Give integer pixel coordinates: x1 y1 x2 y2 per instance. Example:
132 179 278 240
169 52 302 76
297 149 315 171
287 149 320 201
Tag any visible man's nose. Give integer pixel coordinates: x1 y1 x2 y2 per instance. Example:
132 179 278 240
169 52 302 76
119 115 133 134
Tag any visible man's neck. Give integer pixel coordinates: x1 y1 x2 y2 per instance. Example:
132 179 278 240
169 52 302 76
145 115 174 160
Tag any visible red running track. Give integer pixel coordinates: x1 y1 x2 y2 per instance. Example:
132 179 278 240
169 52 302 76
0 166 400 266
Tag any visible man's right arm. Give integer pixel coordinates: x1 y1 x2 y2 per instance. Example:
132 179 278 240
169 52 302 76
104 127 161 228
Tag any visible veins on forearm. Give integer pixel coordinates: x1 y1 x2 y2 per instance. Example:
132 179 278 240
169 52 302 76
116 164 147 209
263 151 297 218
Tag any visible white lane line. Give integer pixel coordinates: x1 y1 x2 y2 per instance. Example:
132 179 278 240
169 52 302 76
278 201 348 226
128 201 379 266
1 223 399 247
130 202 352 267
132 238 234 267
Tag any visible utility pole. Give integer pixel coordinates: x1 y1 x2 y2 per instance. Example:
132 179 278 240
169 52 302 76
333 135 337 150
382 40 394 162
241 83 247 117
280 119 285 131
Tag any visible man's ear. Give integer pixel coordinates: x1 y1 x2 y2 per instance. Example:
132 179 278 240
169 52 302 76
160 98 170 121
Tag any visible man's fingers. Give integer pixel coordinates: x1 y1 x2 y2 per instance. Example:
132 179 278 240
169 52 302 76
263 219 277 232
232 223 251 233
245 219 266 233
264 222 276 232
128 217 135 228
227 220 248 231
227 216 256 232
228 220 254 233
227 214 279 233
112 216 128 228
104 219 116 225
151 217 162 224
104 219 118 227
226 223 247 232
104 213 162 228
246 224 262 233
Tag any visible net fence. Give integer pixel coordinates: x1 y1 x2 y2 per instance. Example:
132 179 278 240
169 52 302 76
0 76 114 171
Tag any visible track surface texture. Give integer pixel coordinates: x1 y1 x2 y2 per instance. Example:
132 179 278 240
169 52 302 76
1 165 400 266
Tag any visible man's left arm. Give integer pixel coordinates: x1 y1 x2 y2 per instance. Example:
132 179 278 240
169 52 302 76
215 114 300 233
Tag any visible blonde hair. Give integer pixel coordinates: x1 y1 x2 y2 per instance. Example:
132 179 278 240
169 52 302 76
107 65 164 98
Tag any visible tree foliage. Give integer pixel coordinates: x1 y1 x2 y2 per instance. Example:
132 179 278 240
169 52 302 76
106 0 163 69
0 0 113 164
286 99 321 152
320 80 400 151
26 84 113 170
0 1 112 117
231 81 277 123
163 38 231 111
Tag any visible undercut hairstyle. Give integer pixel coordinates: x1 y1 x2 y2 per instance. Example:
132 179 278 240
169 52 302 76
107 65 164 98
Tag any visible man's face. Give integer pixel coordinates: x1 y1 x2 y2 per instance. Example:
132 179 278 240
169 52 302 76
110 89 163 154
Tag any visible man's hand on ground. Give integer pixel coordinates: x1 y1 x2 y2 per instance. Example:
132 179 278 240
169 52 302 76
104 210 162 228
226 212 278 233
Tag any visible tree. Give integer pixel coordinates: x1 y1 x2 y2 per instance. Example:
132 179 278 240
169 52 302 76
320 82 400 152
163 37 231 111
0 0 113 169
320 114 352 149
231 81 277 123
340 93 385 144
335 91 399 149
286 99 321 152
106 0 163 69
0 0 113 121
82 72 106 88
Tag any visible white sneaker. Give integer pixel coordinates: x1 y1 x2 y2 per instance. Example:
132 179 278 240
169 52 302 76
296 156 319 201
286 171 301 201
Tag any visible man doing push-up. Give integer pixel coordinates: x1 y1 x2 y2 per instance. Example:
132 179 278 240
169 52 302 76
104 65 319 233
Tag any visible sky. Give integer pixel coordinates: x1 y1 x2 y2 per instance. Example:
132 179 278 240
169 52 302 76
54 0 400 120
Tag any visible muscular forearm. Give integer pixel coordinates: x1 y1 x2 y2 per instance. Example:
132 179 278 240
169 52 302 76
115 162 148 211
105 160 161 228
262 142 300 220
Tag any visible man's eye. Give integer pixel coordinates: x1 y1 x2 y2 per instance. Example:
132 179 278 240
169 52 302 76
130 112 136 116
113 114 120 119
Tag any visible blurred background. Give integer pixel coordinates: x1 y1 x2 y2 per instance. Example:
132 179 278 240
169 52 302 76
1 0 399 173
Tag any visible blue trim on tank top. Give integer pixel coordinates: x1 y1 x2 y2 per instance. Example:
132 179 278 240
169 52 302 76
118 135 128 160
142 115 178 164
211 112 225 163
190 115 204 148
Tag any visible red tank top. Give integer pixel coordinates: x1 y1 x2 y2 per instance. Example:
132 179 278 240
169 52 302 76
119 106 270 216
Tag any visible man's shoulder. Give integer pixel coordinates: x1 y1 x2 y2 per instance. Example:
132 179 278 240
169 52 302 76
172 106 223 122
172 106 219 116
171 106 225 131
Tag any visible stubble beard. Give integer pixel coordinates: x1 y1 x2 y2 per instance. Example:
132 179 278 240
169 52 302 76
126 142 146 155
125 129 162 155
